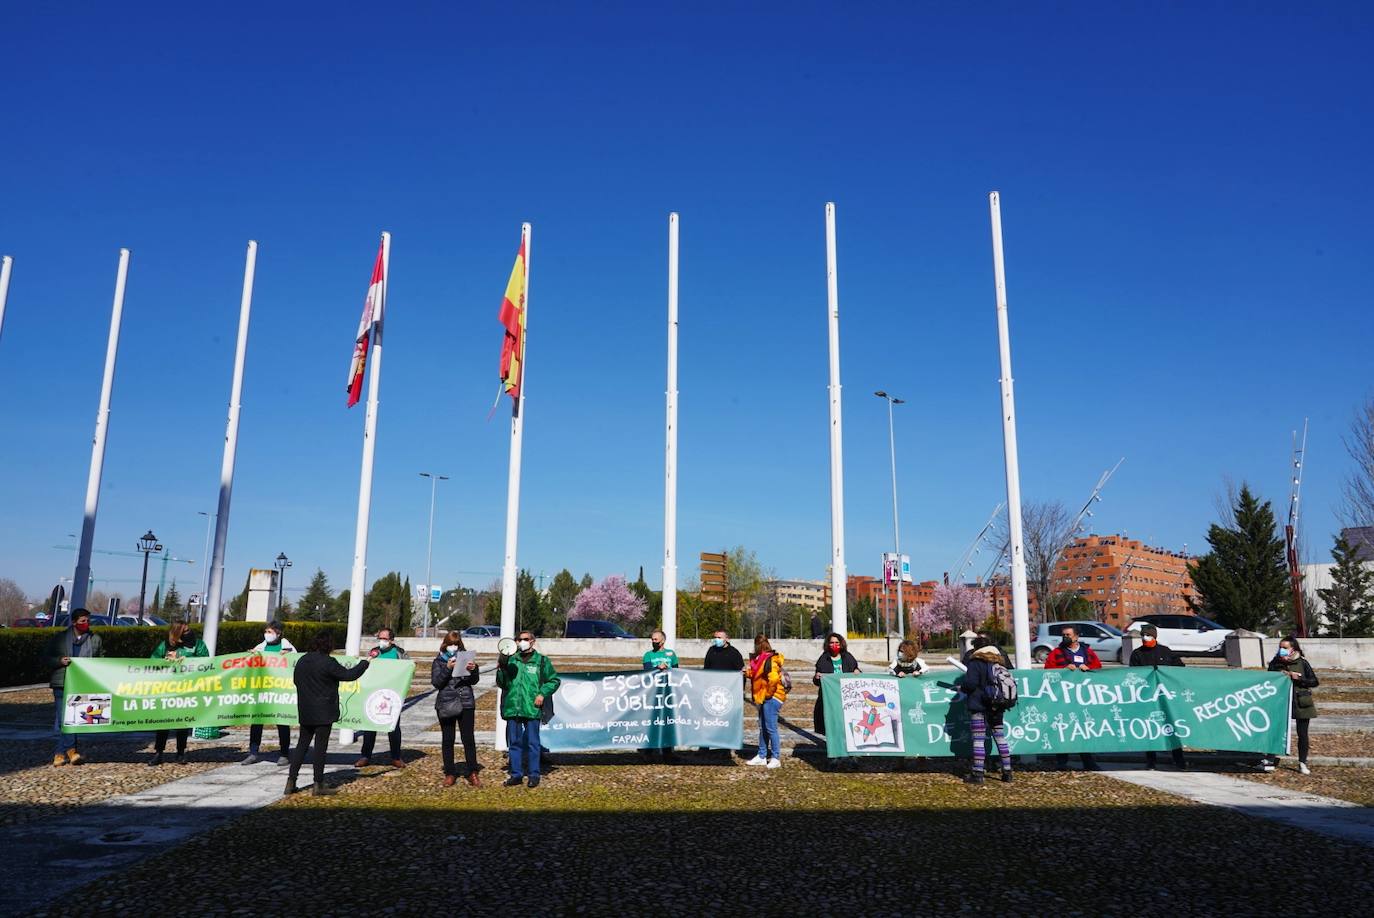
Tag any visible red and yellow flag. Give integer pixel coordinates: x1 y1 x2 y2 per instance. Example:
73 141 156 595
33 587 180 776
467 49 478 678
347 241 385 408
497 239 526 401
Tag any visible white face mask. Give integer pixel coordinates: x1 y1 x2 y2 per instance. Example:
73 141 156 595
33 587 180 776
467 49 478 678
517 639 531 652
264 633 278 644
446 645 459 655
378 639 392 650
713 637 725 648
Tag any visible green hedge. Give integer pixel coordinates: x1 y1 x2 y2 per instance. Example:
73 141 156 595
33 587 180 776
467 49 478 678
0 621 348 688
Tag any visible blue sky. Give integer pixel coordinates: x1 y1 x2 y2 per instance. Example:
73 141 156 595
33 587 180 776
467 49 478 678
2 2 1371 604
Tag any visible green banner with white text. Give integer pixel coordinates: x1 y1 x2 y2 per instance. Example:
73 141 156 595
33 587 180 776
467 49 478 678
61 652 415 734
543 669 744 751
820 667 1292 757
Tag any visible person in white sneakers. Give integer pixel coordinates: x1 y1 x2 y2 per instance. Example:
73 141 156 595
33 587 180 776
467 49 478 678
1264 636 1320 775
745 634 786 769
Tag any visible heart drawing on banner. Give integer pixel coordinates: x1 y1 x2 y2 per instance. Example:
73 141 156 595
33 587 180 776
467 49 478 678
559 681 597 710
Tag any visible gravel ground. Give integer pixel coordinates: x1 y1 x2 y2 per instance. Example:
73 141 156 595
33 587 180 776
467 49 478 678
27 751 1374 917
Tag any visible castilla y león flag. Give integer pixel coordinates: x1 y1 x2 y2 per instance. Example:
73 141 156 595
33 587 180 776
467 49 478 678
497 239 527 401
346 241 386 407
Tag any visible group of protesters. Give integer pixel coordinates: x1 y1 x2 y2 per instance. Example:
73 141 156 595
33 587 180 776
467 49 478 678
44 607 1321 790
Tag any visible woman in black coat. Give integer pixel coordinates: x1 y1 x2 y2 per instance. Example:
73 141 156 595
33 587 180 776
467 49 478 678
286 632 369 796
812 632 861 737
432 630 482 787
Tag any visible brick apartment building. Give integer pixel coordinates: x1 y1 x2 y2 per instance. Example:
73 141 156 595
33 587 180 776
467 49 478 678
846 575 938 634
765 579 831 612
1050 534 1196 627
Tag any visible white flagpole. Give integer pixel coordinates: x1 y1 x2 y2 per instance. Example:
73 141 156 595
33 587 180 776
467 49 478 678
347 231 390 657
988 192 1031 669
496 222 530 752
825 203 848 637
72 249 130 612
202 240 257 654
662 213 679 647
0 256 13 345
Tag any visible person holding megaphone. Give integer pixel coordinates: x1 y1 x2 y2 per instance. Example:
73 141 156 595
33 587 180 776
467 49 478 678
495 631 559 788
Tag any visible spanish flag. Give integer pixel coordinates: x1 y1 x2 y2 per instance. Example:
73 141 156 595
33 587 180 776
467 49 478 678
347 241 385 408
497 238 526 401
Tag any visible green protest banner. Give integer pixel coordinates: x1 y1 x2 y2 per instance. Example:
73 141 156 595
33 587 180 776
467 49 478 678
543 669 743 751
821 667 1292 758
62 652 414 734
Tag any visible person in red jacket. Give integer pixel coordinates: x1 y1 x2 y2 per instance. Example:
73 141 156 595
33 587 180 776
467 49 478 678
1044 626 1102 771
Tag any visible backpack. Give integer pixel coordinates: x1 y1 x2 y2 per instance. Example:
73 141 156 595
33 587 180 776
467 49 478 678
772 656 793 693
980 662 1018 711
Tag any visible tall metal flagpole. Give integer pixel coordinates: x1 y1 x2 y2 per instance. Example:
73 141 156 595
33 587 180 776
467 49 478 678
0 256 12 345
203 241 257 654
72 249 130 612
988 192 1032 669
497 222 531 752
825 203 848 636
662 213 679 647
347 232 391 658
885 396 905 639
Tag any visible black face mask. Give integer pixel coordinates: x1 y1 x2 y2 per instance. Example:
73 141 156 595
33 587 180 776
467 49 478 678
652 642 663 650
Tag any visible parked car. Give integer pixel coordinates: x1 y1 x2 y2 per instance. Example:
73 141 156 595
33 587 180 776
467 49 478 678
1125 614 1231 656
115 615 166 627
1031 620 1124 664
461 625 501 639
10 617 52 628
564 619 636 639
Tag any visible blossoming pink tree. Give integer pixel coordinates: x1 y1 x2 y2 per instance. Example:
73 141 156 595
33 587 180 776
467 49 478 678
568 575 648 627
926 583 991 637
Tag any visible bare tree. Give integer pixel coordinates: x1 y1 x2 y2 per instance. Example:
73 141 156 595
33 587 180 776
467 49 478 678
991 499 1077 621
1342 396 1374 527
0 578 27 625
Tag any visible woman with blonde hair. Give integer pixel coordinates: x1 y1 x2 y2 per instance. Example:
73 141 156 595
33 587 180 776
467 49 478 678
745 634 787 769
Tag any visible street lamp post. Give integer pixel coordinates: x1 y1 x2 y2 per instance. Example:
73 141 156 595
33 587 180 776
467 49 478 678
274 552 291 616
136 531 162 619
875 391 906 639
419 472 449 637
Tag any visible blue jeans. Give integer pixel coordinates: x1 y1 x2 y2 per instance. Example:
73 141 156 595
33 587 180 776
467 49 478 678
758 698 782 759
509 717 542 779
53 689 76 754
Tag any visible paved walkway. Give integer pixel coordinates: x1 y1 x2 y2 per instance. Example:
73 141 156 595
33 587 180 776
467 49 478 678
1106 767 1374 847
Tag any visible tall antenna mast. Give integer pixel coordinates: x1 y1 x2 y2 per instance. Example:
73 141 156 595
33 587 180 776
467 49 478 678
1286 419 1310 637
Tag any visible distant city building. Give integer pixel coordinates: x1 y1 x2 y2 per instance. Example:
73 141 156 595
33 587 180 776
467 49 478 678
1050 534 1196 627
766 579 831 612
1301 528 1374 626
979 575 1039 631
846 574 937 634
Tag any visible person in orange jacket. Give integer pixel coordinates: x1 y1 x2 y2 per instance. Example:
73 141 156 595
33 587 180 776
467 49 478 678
745 635 787 769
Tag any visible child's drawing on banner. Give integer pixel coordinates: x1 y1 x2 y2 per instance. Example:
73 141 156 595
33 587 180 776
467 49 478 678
840 678 903 753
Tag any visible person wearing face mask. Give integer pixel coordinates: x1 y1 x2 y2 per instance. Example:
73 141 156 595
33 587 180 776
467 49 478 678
812 632 861 743
1044 625 1102 772
149 623 209 766
433 630 482 787
356 628 410 768
242 621 296 766
1264 636 1320 775
703 630 744 673
43 608 105 767
495 631 560 787
889 639 929 678
642 630 679 671
1128 624 1187 770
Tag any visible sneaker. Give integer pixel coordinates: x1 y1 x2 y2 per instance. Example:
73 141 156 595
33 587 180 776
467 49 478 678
503 776 523 787
528 776 541 788
52 753 68 768
1001 770 1013 784
964 772 985 785
241 752 260 766
745 754 766 766
766 758 781 769
274 755 289 767
148 753 164 767
1261 762 1276 773
1298 762 1311 776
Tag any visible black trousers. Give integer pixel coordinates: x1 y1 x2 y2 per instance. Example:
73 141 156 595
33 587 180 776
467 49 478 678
1296 718 1311 763
288 723 331 786
154 728 190 754
250 723 291 755
359 726 402 761
439 709 478 775
1145 748 1186 768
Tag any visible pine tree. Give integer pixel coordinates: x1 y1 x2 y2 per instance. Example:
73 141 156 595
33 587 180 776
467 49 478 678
1317 535 1374 637
162 582 183 619
298 569 335 622
1187 484 1289 632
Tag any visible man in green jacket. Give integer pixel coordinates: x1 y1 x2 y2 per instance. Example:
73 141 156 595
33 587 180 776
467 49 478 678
496 630 559 788
43 608 104 767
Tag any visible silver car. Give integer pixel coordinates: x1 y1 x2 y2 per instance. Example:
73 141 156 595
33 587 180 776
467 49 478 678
1030 620 1124 664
